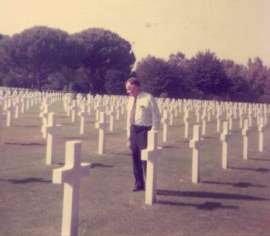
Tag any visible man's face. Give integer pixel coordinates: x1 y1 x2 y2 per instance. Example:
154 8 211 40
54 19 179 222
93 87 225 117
126 81 140 96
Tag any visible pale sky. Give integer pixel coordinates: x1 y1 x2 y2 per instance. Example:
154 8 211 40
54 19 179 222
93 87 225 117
0 0 269 66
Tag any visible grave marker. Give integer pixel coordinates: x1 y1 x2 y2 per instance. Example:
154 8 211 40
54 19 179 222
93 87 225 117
189 124 201 184
141 130 161 205
53 140 90 236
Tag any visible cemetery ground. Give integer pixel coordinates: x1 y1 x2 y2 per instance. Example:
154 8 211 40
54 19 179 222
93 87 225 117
0 102 270 236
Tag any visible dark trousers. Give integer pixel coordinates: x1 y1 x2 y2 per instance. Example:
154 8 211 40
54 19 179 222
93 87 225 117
130 125 151 188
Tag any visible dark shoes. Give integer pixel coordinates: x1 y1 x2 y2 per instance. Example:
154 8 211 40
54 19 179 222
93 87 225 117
132 186 145 192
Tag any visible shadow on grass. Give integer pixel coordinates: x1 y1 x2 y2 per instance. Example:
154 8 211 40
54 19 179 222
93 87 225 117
64 137 86 140
0 177 51 184
109 152 130 157
157 189 268 201
161 145 178 149
158 200 239 211
55 162 64 166
4 142 44 146
230 166 270 173
91 162 114 168
107 132 121 136
54 162 114 168
201 136 216 140
14 125 39 128
249 157 270 162
202 180 266 188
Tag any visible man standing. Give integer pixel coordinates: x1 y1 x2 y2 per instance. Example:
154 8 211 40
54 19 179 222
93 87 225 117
126 77 160 192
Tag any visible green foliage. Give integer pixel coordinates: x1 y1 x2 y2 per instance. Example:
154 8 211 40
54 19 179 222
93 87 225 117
72 28 135 94
104 69 128 95
1 27 270 102
187 51 232 98
136 56 176 97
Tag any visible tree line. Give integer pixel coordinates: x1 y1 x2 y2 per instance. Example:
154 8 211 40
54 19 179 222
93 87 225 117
0 26 270 102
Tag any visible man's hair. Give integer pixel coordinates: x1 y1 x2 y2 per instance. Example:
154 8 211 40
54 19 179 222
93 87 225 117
126 77 141 87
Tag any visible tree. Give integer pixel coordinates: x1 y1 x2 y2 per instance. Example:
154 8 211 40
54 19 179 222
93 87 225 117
136 56 176 97
167 52 193 98
72 28 135 94
104 69 128 95
8 26 71 89
246 57 269 100
188 50 232 98
222 60 249 101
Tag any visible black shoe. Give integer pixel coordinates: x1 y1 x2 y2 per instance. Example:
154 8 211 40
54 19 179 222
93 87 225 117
132 186 144 192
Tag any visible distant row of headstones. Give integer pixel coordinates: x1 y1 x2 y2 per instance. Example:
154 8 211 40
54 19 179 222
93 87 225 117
1 86 269 236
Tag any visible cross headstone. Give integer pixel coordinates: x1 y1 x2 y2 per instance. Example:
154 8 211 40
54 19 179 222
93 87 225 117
183 109 190 139
216 105 222 133
95 112 106 154
53 140 90 236
161 109 169 143
242 119 250 160
108 107 115 133
220 121 229 169
141 130 161 205
201 109 207 136
169 108 173 126
5 105 12 127
78 105 86 135
71 100 76 123
258 117 265 152
189 124 201 184
239 109 244 129
46 112 56 165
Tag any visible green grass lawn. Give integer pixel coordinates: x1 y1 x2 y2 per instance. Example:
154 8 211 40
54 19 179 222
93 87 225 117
0 101 270 236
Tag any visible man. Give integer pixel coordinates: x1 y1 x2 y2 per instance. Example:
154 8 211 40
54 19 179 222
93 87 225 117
126 77 160 192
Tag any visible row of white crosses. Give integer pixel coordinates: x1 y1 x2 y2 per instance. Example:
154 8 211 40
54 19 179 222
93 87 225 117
2 88 270 235
39 93 63 139
186 105 268 184
1 90 47 127
49 94 127 235
149 97 270 186
50 130 162 236
62 93 126 137
34 93 270 236
160 99 266 166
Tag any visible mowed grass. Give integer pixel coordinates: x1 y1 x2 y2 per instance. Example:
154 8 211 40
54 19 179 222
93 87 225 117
0 101 270 236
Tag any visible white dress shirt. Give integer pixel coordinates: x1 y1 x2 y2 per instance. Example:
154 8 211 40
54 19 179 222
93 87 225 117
127 92 160 134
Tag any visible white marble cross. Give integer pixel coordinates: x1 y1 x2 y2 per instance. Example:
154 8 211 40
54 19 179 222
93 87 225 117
14 98 20 119
216 109 222 133
242 119 250 160
161 109 169 143
70 100 76 123
5 105 12 127
189 124 201 184
108 108 115 133
183 109 190 139
239 110 244 129
257 117 265 152
46 112 56 165
78 105 86 135
220 121 229 169
169 108 173 126
141 130 161 205
95 111 106 154
228 114 233 132
201 109 207 136
53 140 90 236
